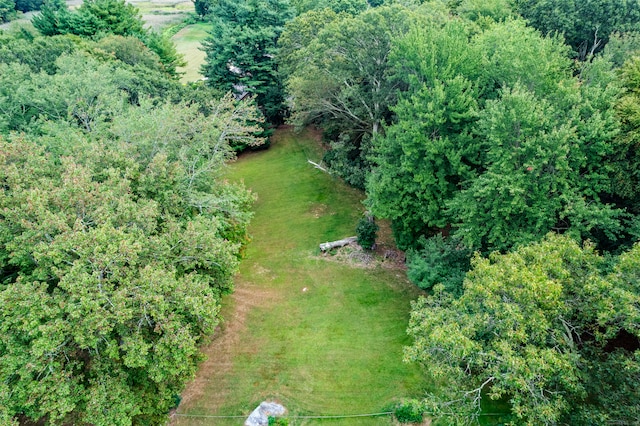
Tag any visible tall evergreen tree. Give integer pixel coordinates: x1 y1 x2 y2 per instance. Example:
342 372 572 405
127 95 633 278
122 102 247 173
201 0 293 123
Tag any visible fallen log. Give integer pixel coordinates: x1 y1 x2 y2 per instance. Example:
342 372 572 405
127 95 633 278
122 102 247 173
307 159 329 173
320 236 357 252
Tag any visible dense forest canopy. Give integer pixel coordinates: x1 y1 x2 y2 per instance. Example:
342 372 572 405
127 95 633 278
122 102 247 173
2 0 640 424
275 0 640 423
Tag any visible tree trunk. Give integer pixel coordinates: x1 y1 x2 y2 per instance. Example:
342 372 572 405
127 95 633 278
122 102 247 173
319 236 357 251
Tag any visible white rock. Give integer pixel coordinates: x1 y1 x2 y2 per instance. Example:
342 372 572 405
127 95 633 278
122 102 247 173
244 401 286 426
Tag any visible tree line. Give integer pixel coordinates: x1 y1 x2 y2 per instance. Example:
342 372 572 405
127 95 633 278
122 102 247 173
0 1 265 424
0 0 42 23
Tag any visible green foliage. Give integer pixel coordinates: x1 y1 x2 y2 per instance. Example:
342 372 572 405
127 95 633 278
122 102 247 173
0 32 76 73
95 34 163 70
73 0 145 37
367 18 479 249
193 0 213 17
0 0 16 22
268 416 289 426
141 31 186 77
368 17 625 253
406 234 471 295
356 216 379 249
449 83 622 251
31 0 72 36
33 0 184 76
201 0 293 123
283 5 414 183
456 0 513 24
513 0 640 58
406 234 640 425
0 31 263 423
0 134 246 424
33 0 146 38
393 399 424 423
321 133 372 189
602 31 640 68
0 42 189 134
14 0 43 11
611 56 640 211
291 0 368 15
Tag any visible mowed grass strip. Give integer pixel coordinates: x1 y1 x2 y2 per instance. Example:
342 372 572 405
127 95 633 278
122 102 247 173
174 128 427 425
172 22 209 83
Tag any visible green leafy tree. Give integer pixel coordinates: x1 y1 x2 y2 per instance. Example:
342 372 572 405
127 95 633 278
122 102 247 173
31 0 73 36
192 0 213 18
0 138 224 424
0 0 16 22
14 0 44 11
0 94 261 425
94 35 163 70
201 0 293 123
406 234 640 425
0 50 184 134
284 5 414 187
368 18 624 253
448 84 622 251
71 0 146 37
33 0 184 76
0 32 76 74
406 234 471 295
367 18 479 248
513 0 640 58
34 0 145 37
356 216 379 249
291 0 368 15
456 0 513 23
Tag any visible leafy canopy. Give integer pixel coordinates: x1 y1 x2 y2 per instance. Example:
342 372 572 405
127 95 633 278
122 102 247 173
406 234 640 425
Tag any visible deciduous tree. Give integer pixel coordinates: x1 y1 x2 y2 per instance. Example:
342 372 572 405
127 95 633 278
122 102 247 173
406 234 640 425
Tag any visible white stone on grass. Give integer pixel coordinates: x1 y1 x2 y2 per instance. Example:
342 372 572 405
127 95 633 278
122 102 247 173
244 401 286 426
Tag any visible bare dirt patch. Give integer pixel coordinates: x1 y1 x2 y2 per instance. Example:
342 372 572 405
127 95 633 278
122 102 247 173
308 203 329 218
318 241 406 270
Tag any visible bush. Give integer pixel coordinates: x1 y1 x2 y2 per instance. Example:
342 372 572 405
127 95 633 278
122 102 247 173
406 234 471 296
356 216 378 249
268 416 289 426
393 399 424 423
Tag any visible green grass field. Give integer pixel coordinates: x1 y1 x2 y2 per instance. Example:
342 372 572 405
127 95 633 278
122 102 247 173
172 128 428 425
172 22 209 83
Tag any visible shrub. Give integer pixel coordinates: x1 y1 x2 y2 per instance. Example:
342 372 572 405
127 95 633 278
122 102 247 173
268 416 289 426
356 216 378 249
393 399 424 423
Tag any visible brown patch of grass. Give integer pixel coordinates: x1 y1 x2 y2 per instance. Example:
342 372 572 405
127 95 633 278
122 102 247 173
308 203 329 218
173 284 281 420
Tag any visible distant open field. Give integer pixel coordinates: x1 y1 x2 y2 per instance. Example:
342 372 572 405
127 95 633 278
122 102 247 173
172 128 429 425
0 0 193 31
173 22 209 83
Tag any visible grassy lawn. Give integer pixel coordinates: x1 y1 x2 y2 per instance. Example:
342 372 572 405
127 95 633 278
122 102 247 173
173 128 428 425
172 22 209 83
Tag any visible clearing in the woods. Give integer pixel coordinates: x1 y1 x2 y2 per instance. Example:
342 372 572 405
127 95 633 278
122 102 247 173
172 128 428 425
172 21 209 83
